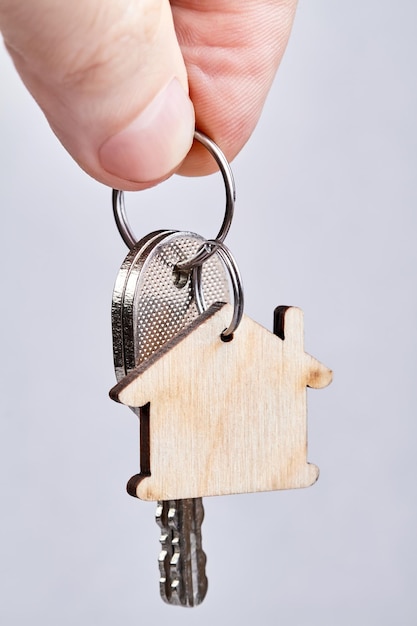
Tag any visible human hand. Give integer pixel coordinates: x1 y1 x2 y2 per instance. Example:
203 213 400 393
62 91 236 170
0 0 297 191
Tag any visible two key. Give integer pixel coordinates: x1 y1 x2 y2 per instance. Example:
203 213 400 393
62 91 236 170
111 229 230 606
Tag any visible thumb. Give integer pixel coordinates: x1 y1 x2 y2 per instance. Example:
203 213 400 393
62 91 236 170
0 0 195 190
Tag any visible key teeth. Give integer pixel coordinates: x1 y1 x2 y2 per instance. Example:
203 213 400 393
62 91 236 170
156 501 174 604
156 500 185 606
155 498 208 607
168 500 184 605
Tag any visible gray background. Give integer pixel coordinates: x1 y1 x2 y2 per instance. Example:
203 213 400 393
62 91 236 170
0 1 415 624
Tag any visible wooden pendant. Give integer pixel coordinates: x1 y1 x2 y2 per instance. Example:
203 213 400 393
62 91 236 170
110 302 332 501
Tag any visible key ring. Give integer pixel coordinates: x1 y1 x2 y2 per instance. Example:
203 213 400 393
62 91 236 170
192 240 244 339
113 130 236 254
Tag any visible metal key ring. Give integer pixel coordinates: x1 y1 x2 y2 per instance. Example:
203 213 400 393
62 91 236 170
113 130 236 252
192 240 244 339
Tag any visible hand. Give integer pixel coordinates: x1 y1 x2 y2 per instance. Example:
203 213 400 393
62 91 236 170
0 0 297 190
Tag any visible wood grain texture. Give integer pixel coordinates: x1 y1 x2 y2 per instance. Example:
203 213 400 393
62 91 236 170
110 303 332 501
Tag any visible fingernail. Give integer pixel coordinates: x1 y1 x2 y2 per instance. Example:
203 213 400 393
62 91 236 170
99 78 194 183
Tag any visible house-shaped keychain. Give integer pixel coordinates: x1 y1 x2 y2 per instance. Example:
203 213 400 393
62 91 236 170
110 302 332 501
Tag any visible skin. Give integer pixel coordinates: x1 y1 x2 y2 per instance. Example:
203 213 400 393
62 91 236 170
0 0 298 191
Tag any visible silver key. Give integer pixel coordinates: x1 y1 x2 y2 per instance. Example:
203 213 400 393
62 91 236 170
112 231 229 606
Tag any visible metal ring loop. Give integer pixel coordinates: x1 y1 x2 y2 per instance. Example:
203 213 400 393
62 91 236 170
113 130 236 251
192 240 244 339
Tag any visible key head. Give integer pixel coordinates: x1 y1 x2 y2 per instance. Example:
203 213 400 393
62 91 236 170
112 230 176 381
112 230 230 377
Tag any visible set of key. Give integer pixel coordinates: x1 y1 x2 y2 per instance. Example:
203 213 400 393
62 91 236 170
111 229 230 606
108 132 332 609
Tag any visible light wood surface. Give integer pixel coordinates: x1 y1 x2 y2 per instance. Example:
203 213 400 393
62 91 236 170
110 303 332 501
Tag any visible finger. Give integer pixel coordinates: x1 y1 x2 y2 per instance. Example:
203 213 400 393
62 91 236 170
0 0 195 190
172 0 298 175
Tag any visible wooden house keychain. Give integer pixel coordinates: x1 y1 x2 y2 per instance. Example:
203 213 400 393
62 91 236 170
109 131 332 607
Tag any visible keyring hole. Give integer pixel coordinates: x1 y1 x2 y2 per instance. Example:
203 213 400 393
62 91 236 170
172 266 190 289
220 331 234 343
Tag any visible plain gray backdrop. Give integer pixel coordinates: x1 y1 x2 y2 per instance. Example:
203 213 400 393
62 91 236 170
1 1 416 624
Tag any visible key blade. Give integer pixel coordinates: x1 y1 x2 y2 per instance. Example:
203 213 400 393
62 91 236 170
156 499 207 607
